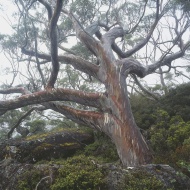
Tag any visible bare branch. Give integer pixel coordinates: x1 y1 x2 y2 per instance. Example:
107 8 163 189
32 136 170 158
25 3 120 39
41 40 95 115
63 9 100 56
112 0 161 58
37 0 52 21
58 45 77 55
62 54 100 80
105 0 112 25
47 102 104 130
21 48 100 80
147 41 190 75
0 87 30 95
0 88 106 113
121 58 147 77
7 108 35 139
35 176 52 190
132 74 159 100
46 0 63 89
121 39 190 78
102 27 124 45
100 27 125 61
128 0 148 34
158 67 168 94
32 22 46 87
172 67 190 80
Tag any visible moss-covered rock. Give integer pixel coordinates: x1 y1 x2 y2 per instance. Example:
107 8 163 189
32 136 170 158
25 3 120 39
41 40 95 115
1 157 190 190
0 128 94 163
107 164 190 190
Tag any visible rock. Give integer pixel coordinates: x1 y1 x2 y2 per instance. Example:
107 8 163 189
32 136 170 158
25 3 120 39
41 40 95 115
0 160 190 190
0 129 93 163
0 130 189 190
0 162 55 190
106 164 190 190
139 164 190 190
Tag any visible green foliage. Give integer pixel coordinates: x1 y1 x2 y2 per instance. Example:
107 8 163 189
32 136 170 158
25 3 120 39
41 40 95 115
130 94 156 130
177 161 190 174
50 155 107 190
0 109 28 140
148 109 190 169
57 64 102 94
17 155 106 190
123 170 167 190
84 132 119 162
154 109 170 127
70 42 92 59
59 17 73 38
70 0 95 24
161 83 190 121
131 83 190 129
17 168 49 190
174 141 190 164
26 119 46 134
131 84 190 174
150 111 190 154
175 0 190 11
167 120 190 150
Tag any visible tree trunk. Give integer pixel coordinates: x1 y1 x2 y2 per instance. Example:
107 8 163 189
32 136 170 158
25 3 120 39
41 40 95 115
101 61 152 166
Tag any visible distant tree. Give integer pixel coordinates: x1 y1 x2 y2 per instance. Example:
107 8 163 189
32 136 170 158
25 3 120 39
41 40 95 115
0 108 30 139
26 119 46 134
0 0 190 166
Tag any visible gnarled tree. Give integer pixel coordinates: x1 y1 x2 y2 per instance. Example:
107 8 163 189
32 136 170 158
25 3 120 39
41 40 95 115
0 0 190 166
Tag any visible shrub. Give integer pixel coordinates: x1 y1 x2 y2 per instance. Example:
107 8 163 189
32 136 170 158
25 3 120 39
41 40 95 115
17 168 50 190
50 155 107 190
123 170 167 190
84 132 119 162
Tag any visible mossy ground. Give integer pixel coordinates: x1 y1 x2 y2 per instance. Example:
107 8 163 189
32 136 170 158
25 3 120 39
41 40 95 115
25 126 91 141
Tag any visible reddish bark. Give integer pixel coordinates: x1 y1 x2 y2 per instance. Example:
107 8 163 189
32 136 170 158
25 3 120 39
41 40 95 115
101 67 152 166
0 88 105 111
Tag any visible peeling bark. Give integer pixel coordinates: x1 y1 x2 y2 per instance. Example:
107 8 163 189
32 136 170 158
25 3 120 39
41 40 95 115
0 88 105 113
100 60 152 166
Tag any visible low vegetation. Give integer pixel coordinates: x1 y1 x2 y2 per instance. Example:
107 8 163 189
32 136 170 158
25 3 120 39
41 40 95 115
2 83 190 189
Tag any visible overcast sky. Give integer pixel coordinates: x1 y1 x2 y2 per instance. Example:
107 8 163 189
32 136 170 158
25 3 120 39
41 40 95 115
0 1 16 86
0 1 189 91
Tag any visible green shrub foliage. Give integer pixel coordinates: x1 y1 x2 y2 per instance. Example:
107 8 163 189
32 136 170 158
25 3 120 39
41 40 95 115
17 168 50 190
84 132 119 162
123 170 167 190
131 84 190 174
50 155 107 190
150 110 190 154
